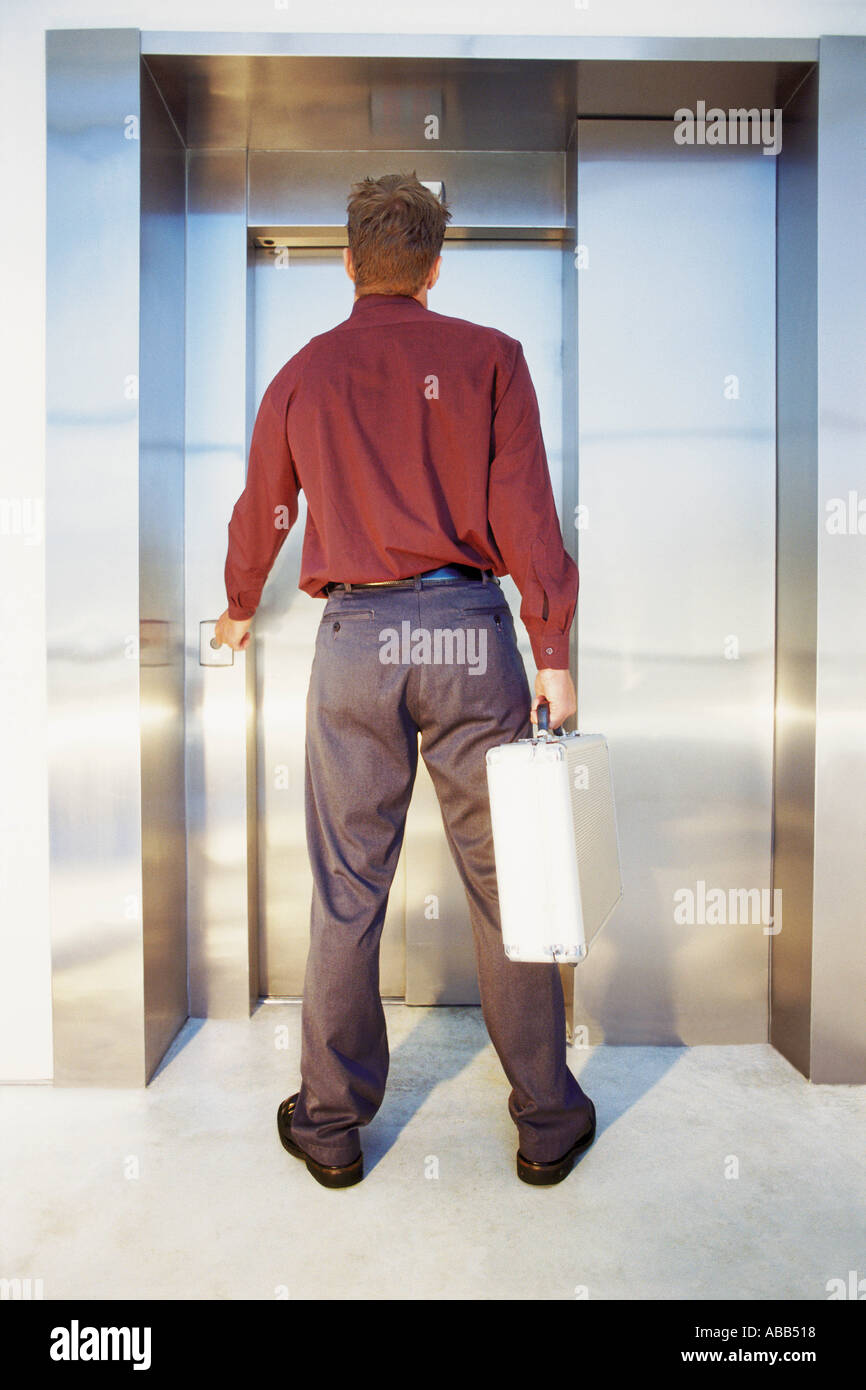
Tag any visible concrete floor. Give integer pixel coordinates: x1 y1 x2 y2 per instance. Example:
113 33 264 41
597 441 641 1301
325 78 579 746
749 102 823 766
2 1003 864 1301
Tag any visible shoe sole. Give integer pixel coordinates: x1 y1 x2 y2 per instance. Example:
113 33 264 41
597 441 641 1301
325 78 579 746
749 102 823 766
516 1102 596 1186
277 1097 364 1189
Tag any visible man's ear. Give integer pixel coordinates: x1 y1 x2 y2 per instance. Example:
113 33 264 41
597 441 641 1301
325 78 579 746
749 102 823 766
427 255 442 289
343 247 355 282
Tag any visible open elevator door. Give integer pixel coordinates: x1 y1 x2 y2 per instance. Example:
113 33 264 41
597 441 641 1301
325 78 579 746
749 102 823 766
251 236 566 1003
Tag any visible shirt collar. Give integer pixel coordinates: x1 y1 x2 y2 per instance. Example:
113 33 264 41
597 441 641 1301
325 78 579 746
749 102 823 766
347 293 429 322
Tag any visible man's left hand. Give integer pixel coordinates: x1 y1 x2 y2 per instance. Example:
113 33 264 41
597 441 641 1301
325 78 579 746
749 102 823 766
214 609 253 651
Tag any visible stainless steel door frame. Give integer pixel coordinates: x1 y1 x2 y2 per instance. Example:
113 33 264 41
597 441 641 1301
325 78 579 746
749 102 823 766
45 30 187 1086
185 149 257 1020
795 37 866 1082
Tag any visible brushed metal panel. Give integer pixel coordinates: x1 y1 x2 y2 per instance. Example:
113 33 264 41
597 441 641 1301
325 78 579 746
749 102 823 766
245 242 261 1014
811 37 866 1083
185 150 256 1018
46 29 146 1085
575 60 814 118
142 50 814 154
403 239 565 1004
139 60 189 1077
140 35 819 64
144 55 575 151
559 123 580 1032
771 68 818 1079
574 121 776 1044
253 227 569 247
249 152 565 232
250 247 406 999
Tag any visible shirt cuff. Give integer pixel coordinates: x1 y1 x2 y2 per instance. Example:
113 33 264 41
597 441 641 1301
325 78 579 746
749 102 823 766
531 632 571 670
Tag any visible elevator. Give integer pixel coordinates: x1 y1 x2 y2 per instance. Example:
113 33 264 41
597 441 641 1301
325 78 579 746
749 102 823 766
45 32 866 1085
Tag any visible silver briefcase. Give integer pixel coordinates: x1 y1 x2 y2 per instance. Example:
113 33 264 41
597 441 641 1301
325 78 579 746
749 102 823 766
485 701 622 963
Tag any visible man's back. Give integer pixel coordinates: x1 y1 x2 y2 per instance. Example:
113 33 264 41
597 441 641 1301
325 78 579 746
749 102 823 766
225 290 577 669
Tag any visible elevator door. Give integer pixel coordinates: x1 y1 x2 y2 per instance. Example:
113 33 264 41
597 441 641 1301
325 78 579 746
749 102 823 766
253 239 565 999
573 121 776 1042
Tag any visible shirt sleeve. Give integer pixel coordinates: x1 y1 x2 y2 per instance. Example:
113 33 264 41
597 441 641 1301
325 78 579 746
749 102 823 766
224 376 301 620
487 339 578 669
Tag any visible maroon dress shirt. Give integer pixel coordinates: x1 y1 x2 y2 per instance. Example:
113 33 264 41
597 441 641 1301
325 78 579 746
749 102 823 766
224 292 578 668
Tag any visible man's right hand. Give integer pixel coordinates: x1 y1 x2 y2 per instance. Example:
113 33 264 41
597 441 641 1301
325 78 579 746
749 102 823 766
532 668 577 732
214 608 253 652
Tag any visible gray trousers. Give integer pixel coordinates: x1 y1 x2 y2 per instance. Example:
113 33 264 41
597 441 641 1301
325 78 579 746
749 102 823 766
289 575 593 1166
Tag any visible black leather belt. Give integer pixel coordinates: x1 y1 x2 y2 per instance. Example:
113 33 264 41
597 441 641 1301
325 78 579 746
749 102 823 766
325 563 495 593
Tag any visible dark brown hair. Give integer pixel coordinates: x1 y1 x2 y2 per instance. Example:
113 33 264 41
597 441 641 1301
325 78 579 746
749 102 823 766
346 172 451 296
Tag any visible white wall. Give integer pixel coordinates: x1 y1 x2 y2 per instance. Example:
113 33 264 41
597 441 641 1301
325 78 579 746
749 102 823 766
2 0 865 1081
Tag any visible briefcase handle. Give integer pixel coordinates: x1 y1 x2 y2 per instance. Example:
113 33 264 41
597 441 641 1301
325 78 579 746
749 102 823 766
532 697 565 742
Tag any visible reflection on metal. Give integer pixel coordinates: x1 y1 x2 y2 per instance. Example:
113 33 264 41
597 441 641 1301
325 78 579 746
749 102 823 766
244 236 262 1016
809 38 866 1082
199 621 233 667
573 121 776 1044
772 69 818 1080
772 40 866 1084
248 151 566 232
46 29 187 1085
46 29 144 1086
253 227 569 249
139 59 188 1079
142 48 816 147
185 150 255 1019
559 117 580 1040
142 35 818 65
143 55 577 151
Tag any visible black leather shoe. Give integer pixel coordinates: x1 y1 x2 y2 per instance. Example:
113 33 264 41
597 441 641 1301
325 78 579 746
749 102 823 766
516 1101 596 1186
277 1094 364 1188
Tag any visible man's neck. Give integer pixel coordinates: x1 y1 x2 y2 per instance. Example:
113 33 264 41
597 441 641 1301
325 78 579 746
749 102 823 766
353 288 428 308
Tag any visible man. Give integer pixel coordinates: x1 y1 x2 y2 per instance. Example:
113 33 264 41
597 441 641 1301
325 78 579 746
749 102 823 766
215 173 595 1189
